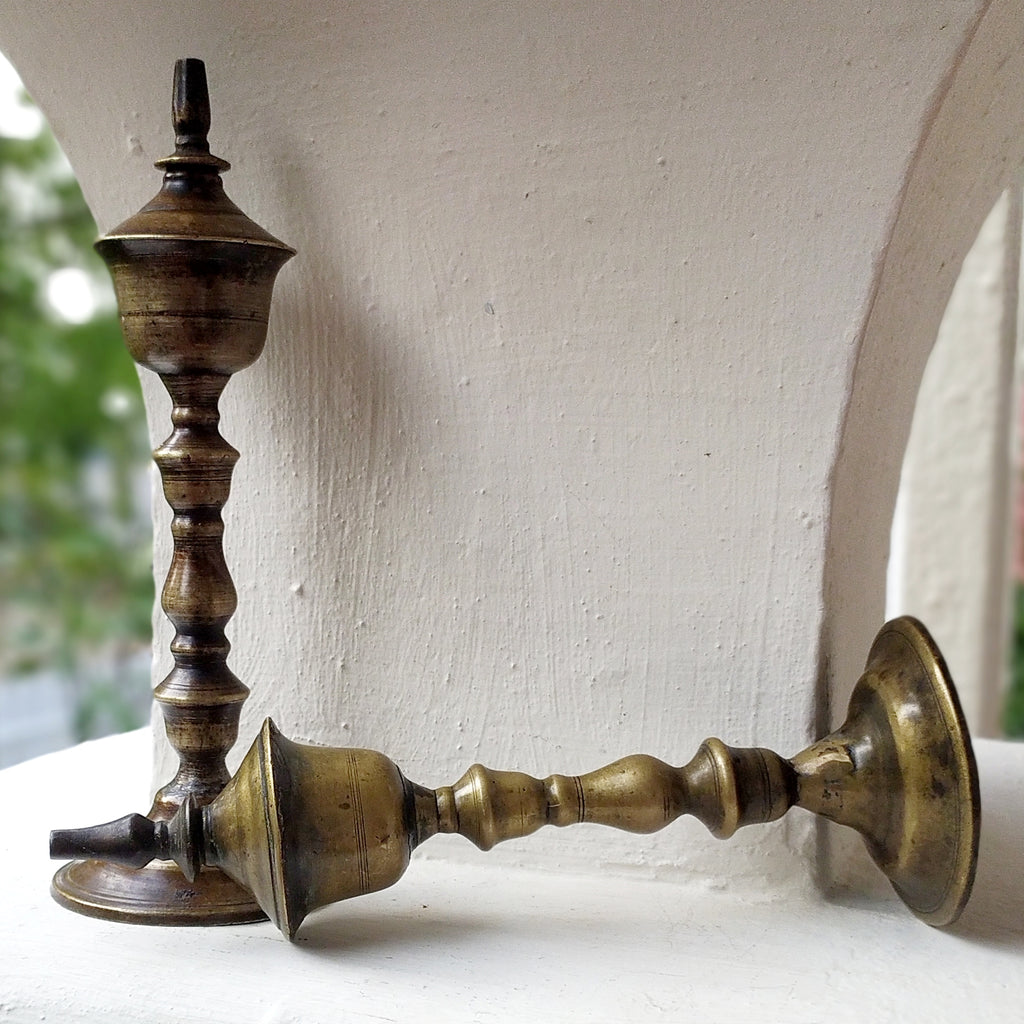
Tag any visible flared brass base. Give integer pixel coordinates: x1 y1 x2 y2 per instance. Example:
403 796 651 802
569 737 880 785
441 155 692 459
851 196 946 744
796 616 980 927
862 617 980 925
51 859 266 926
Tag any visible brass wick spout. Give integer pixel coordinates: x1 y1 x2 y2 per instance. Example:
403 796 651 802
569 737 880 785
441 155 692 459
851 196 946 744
50 800 202 880
51 617 980 940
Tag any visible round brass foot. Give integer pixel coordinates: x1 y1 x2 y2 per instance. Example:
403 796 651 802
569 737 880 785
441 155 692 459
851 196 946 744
861 617 980 925
796 616 980 926
51 859 266 926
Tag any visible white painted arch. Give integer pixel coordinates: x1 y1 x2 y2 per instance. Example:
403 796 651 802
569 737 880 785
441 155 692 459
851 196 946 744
3 1 1023 900
827 0 1024 720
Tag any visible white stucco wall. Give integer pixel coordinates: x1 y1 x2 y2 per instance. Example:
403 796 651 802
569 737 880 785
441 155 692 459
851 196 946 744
4 1 1024 897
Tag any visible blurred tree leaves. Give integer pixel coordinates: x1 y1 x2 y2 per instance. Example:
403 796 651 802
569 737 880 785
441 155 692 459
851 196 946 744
0 91 153 737
1004 586 1024 737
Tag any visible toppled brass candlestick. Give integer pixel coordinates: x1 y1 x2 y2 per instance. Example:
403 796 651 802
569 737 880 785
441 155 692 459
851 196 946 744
52 617 980 939
50 58 294 924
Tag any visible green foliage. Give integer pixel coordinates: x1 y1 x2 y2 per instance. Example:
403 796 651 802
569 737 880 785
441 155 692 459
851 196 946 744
0 96 153 737
1004 585 1024 737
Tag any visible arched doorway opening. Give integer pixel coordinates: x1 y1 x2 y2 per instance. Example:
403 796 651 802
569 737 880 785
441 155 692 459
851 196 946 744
887 184 1023 739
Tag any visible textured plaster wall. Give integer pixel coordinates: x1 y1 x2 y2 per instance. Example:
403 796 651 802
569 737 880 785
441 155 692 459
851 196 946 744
3 1 1022 895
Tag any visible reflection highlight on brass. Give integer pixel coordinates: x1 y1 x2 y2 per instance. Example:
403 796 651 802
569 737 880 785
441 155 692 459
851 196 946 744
52 616 980 939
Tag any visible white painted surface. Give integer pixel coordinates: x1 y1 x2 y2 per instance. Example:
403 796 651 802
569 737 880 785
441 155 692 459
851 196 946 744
1 1 1023 901
826 0 1024 724
4 730 1022 1023
823 4 1024 889
887 190 1020 738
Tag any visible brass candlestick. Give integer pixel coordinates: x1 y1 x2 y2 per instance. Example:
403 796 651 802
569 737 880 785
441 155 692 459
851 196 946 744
50 59 294 924
52 617 980 938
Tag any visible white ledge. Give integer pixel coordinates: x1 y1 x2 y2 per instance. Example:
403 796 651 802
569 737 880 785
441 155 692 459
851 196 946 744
2 730 1022 1022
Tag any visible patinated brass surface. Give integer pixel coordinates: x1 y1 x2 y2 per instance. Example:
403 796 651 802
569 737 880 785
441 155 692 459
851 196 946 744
50 58 293 925
52 616 980 939
791 617 978 925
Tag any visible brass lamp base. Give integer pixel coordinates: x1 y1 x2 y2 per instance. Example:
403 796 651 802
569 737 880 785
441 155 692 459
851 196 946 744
795 616 980 925
51 859 265 926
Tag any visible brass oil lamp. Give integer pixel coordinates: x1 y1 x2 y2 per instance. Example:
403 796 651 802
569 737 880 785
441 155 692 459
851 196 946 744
50 58 294 924
53 616 980 938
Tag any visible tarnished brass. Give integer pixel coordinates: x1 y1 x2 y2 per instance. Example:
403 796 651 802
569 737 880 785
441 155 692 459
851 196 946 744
50 58 293 924
52 617 980 939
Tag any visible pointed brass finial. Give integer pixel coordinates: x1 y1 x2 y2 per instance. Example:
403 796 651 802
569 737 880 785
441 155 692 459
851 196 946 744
171 58 211 149
155 57 229 174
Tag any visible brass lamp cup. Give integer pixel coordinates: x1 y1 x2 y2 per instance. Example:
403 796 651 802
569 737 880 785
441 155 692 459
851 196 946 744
51 617 980 939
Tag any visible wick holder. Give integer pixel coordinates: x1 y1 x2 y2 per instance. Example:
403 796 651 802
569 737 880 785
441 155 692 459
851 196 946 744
50 58 294 924
52 617 980 939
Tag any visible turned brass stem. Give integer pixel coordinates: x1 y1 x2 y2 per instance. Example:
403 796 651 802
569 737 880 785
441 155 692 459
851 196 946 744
427 741 794 851
52 617 980 940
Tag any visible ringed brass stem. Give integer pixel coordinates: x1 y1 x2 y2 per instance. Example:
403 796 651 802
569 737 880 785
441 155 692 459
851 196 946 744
51 617 980 939
49 58 293 925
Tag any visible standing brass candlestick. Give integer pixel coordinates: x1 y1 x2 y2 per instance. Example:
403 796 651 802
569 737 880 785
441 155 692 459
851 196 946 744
50 59 294 924
53 617 980 938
